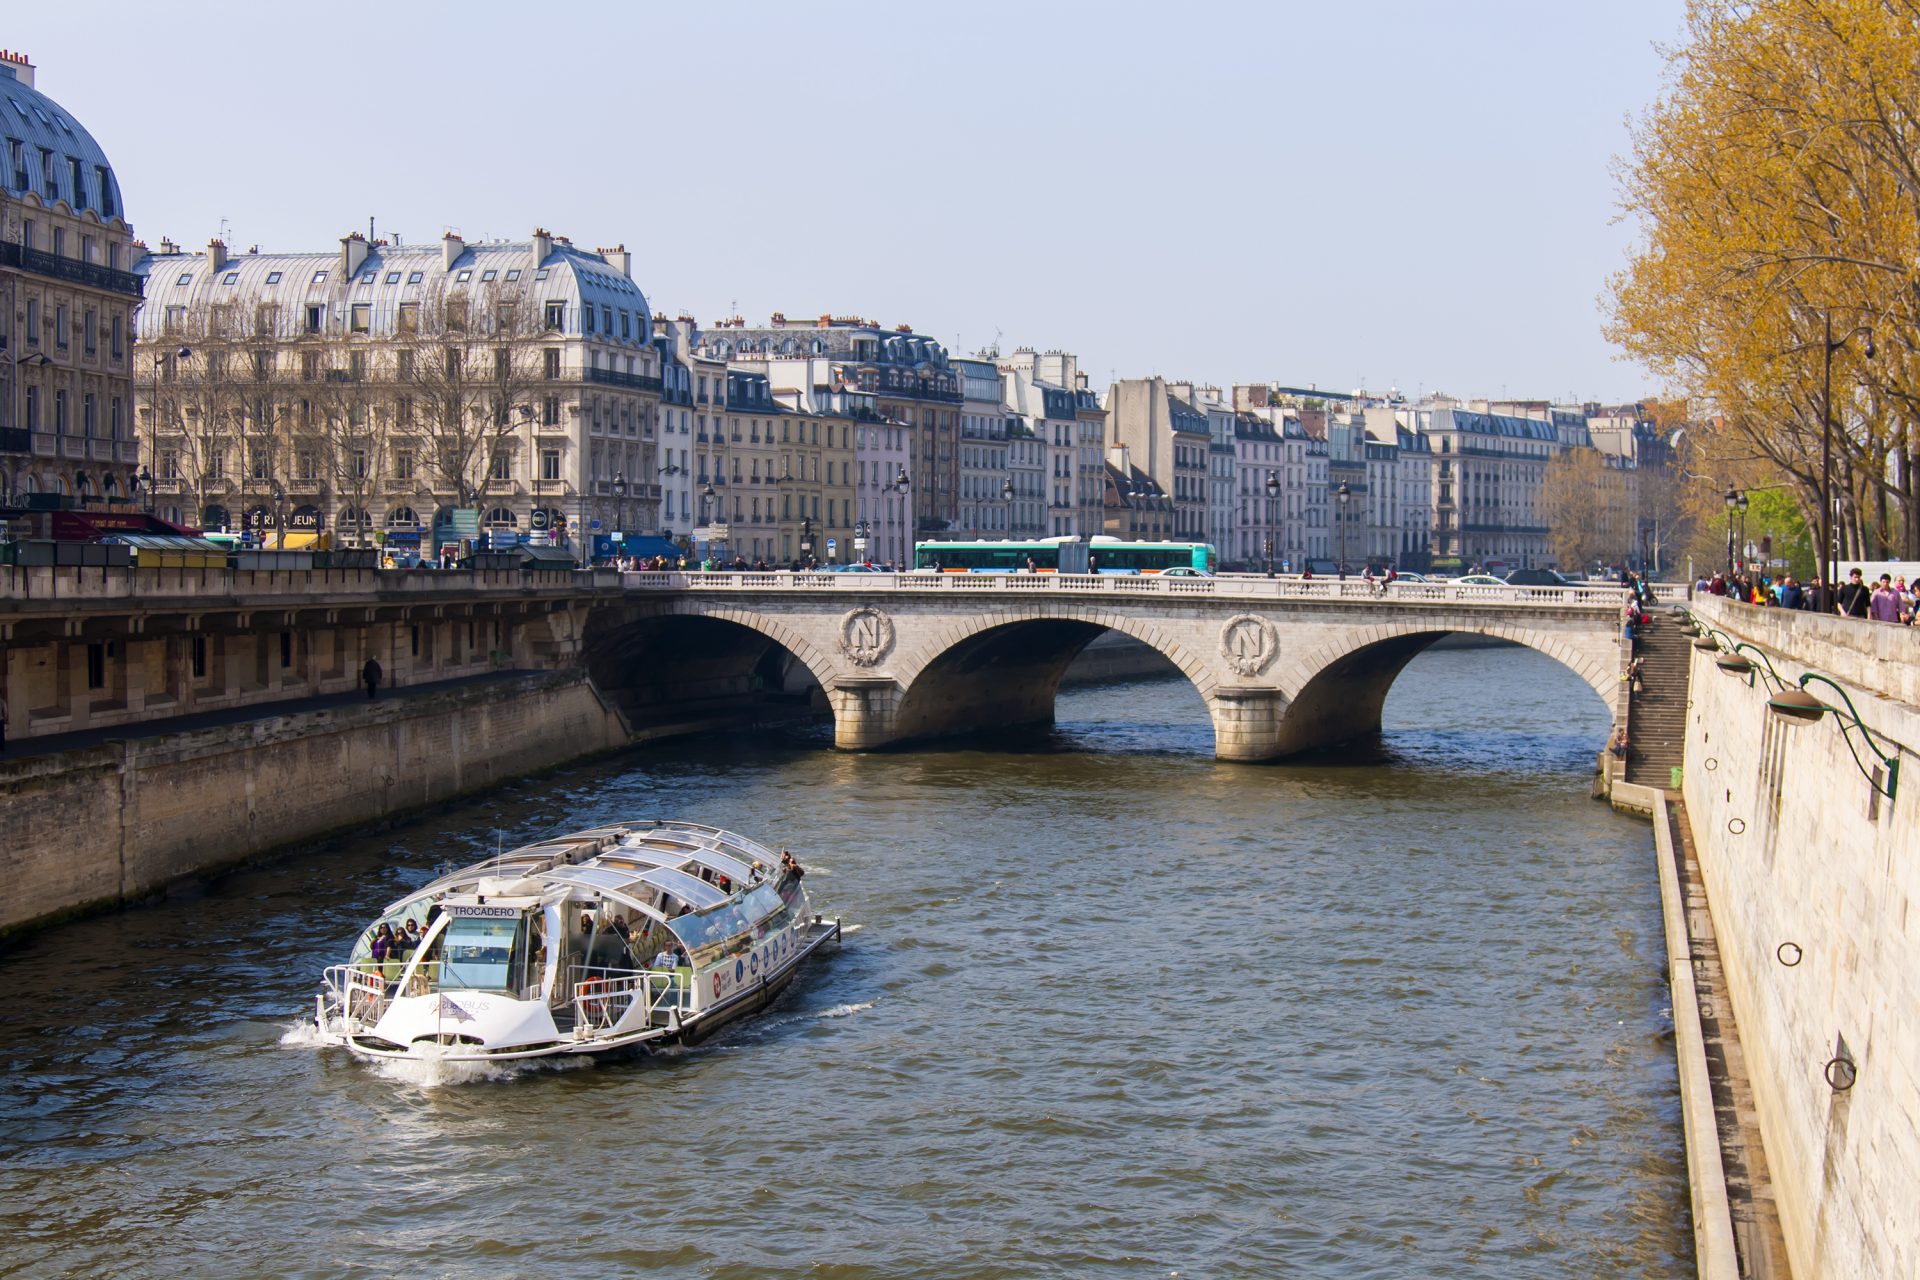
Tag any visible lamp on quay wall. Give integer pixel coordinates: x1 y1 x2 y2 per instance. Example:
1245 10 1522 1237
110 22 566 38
1767 671 1900 800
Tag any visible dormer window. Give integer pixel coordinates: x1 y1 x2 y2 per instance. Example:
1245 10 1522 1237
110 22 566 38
265 271 282 284
481 269 497 282
175 272 193 286
406 271 423 284
505 269 522 282
535 268 549 280
222 272 239 285
456 270 472 282
385 272 401 284
310 270 327 284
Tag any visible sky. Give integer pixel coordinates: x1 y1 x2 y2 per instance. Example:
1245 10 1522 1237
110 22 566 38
11 0 1684 402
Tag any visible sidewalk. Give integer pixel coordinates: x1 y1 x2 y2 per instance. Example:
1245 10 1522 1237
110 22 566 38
0 669 539 762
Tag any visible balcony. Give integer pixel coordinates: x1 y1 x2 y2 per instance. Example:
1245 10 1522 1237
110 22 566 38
583 366 664 394
0 241 145 298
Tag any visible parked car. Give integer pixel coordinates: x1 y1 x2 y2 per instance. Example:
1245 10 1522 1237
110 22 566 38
1502 568 1575 587
1451 574 1507 586
1386 571 1430 583
1159 566 1214 577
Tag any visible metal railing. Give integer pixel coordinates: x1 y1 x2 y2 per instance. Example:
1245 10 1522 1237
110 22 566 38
570 964 690 1028
0 241 145 297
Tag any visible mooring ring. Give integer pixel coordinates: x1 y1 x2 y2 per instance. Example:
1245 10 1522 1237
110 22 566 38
1825 1056 1857 1092
1776 942 1803 967
1728 817 1746 835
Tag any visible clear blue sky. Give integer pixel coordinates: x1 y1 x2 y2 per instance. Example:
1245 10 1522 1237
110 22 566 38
13 0 1682 402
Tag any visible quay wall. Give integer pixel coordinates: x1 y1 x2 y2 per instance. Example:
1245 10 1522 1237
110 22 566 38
1684 598 1920 1280
0 670 629 939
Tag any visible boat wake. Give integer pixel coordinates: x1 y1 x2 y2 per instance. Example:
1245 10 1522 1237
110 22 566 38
277 1017 590 1087
278 1019 331 1049
815 1001 874 1019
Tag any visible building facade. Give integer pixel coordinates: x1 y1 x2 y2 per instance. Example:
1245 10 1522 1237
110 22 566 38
135 229 661 554
700 315 959 535
0 52 142 512
954 355 1010 537
1105 376 1211 542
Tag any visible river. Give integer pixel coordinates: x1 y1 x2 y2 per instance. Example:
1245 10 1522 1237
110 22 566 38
0 644 1689 1279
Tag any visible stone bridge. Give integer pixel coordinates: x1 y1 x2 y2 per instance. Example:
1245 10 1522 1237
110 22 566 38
0 564 1653 762
584 573 1646 761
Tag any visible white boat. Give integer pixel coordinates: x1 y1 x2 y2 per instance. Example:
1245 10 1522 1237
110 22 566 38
311 820 840 1062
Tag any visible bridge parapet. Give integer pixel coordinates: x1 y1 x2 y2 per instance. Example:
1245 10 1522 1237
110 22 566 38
615 569 1667 609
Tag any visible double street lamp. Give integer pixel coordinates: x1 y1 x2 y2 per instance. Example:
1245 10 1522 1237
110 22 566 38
1335 481 1351 577
1723 488 1747 579
1264 470 1281 576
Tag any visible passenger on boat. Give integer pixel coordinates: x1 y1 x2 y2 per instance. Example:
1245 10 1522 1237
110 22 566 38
402 919 423 951
780 851 805 883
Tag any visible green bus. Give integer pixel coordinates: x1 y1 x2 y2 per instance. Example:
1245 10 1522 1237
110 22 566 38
1086 539 1217 573
913 537 1090 573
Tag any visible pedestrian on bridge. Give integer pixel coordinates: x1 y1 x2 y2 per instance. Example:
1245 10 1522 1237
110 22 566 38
362 656 383 700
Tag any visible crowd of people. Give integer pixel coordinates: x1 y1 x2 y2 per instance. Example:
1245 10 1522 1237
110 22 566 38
1696 567 1920 624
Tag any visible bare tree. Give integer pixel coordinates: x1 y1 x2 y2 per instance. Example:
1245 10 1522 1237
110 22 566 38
394 280 545 513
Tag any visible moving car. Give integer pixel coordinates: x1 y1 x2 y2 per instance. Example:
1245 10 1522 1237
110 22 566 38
1160 566 1214 577
1452 574 1507 586
1502 569 1575 587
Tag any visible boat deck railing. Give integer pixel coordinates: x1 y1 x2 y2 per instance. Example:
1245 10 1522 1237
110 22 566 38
570 964 692 1029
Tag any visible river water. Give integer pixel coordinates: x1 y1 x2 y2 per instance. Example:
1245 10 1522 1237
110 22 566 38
0 645 1689 1279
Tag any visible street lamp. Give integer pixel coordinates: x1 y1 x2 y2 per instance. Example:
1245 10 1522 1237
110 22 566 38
799 515 814 564
1335 481 1351 577
1724 488 1740 580
1264 470 1281 575
1818 314 1873 610
1736 490 1749 572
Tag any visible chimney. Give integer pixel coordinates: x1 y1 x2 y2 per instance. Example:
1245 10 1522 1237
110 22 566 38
818 314 832 328
596 244 630 277
340 232 369 278
207 238 228 272
0 50 35 90
158 236 177 256
531 227 552 266
1108 442 1131 473
442 231 464 271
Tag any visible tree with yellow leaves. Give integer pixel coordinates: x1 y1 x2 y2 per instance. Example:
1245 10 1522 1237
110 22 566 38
1608 0 1920 588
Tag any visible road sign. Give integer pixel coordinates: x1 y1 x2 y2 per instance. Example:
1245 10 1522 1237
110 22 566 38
826 538 837 553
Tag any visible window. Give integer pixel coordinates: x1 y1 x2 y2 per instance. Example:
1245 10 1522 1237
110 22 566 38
305 305 322 333
490 450 511 481
481 269 497 282
582 306 594 334
534 268 549 280
110 315 123 359
54 305 67 349
542 395 559 425
385 272 401 285
83 309 96 355
349 302 370 332
83 393 96 436
311 270 327 284
545 302 564 330
265 270 282 284
406 271 423 284
456 270 472 282
505 269 521 281
540 449 560 480
394 450 416 481
192 636 207 680
176 272 194 287
222 272 239 285
87 642 107 691
544 349 561 378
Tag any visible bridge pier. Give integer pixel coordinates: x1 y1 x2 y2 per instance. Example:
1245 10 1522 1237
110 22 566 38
1209 686 1290 762
828 676 902 751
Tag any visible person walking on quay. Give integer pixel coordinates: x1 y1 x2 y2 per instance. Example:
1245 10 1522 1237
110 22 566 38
1869 574 1902 623
362 655 383 700
1835 567 1872 619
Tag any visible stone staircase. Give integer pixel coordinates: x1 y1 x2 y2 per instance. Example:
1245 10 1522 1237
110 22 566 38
1626 611 1692 788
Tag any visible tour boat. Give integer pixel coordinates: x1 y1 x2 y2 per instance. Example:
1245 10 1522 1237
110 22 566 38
311 820 840 1062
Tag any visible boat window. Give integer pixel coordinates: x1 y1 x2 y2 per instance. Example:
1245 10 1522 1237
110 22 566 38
667 884 789 969
440 914 526 991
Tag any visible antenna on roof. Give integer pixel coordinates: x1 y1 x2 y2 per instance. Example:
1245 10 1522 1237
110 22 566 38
369 215 375 243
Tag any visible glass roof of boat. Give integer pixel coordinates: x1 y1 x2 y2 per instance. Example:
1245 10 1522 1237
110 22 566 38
382 821 778 916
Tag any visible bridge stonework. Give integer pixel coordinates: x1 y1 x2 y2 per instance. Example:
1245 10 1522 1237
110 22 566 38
593 579 1632 761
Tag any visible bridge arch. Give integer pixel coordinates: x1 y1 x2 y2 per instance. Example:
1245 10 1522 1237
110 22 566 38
580 599 839 733
886 604 1216 748
1271 619 1622 756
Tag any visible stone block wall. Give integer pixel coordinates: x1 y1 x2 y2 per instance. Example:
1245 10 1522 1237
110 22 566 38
1684 598 1919 1279
0 670 629 938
